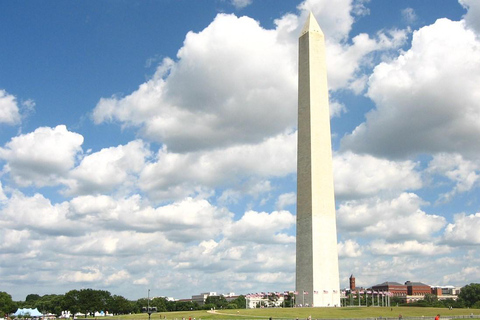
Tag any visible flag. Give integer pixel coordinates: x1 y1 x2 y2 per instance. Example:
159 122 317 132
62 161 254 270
333 290 338 293
303 291 308 295
323 290 328 294
294 291 298 295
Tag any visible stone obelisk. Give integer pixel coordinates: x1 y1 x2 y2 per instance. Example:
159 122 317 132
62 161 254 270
296 12 340 307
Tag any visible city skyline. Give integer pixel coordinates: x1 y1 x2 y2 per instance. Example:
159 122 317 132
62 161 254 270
1 0 480 301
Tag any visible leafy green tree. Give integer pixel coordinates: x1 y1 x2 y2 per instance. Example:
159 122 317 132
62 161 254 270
202 303 215 310
0 291 17 315
165 300 177 312
150 297 167 313
135 298 152 313
25 294 41 306
232 295 246 309
423 293 439 305
77 289 111 315
283 293 294 308
63 290 80 315
205 296 227 309
442 298 465 309
34 294 64 315
109 295 133 315
390 296 404 306
173 301 198 311
458 283 480 308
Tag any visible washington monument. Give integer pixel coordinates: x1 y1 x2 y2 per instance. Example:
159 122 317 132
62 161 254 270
296 12 340 307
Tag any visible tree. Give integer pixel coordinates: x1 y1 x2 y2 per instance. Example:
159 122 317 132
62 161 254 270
458 283 480 308
25 294 41 306
205 296 227 309
109 295 133 315
284 293 294 308
232 295 246 309
134 298 148 314
173 301 198 311
77 289 111 315
63 290 80 316
440 298 464 309
150 297 167 313
34 294 64 315
391 296 404 306
0 292 16 316
423 293 439 305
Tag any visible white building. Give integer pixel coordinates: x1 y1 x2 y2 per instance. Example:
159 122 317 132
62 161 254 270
191 292 218 305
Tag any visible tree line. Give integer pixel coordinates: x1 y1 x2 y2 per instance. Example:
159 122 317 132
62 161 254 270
0 289 247 317
1 283 480 317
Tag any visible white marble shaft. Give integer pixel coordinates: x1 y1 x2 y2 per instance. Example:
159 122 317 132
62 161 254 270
295 12 340 308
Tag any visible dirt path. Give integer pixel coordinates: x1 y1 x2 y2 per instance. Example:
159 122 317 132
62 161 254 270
206 310 266 318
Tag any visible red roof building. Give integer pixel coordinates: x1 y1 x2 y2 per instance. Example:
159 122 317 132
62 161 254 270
371 282 407 297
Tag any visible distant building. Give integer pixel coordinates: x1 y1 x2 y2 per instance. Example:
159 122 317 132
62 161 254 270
191 292 217 305
348 275 462 306
372 281 407 297
405 281 431 296
434 285 461 296
245 295 266 309
431 286 460 301
404 281 430 302
349 275 356 291
432 287 442 296
163 297 176 302
224 294 240 303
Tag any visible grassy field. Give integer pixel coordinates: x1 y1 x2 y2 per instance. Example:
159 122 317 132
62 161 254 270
114 307 480 320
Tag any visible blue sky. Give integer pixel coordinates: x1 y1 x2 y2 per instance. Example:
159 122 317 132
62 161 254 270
1 0 480 301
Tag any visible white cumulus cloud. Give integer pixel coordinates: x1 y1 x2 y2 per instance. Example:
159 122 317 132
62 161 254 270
443 212 480 245
139 131 296 201
334 151 422 199
0 125 83 187
94 14 297 153
427 153 480 202
370 240 451 256
460 0 480 34
66 140 151 195
337 193 446 241
341 18 480 158
224 210 296 244
0 90 21 125
338 239 362 258
276 192 296 210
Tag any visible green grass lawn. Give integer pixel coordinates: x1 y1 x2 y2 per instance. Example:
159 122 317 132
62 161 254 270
114 307 480 320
